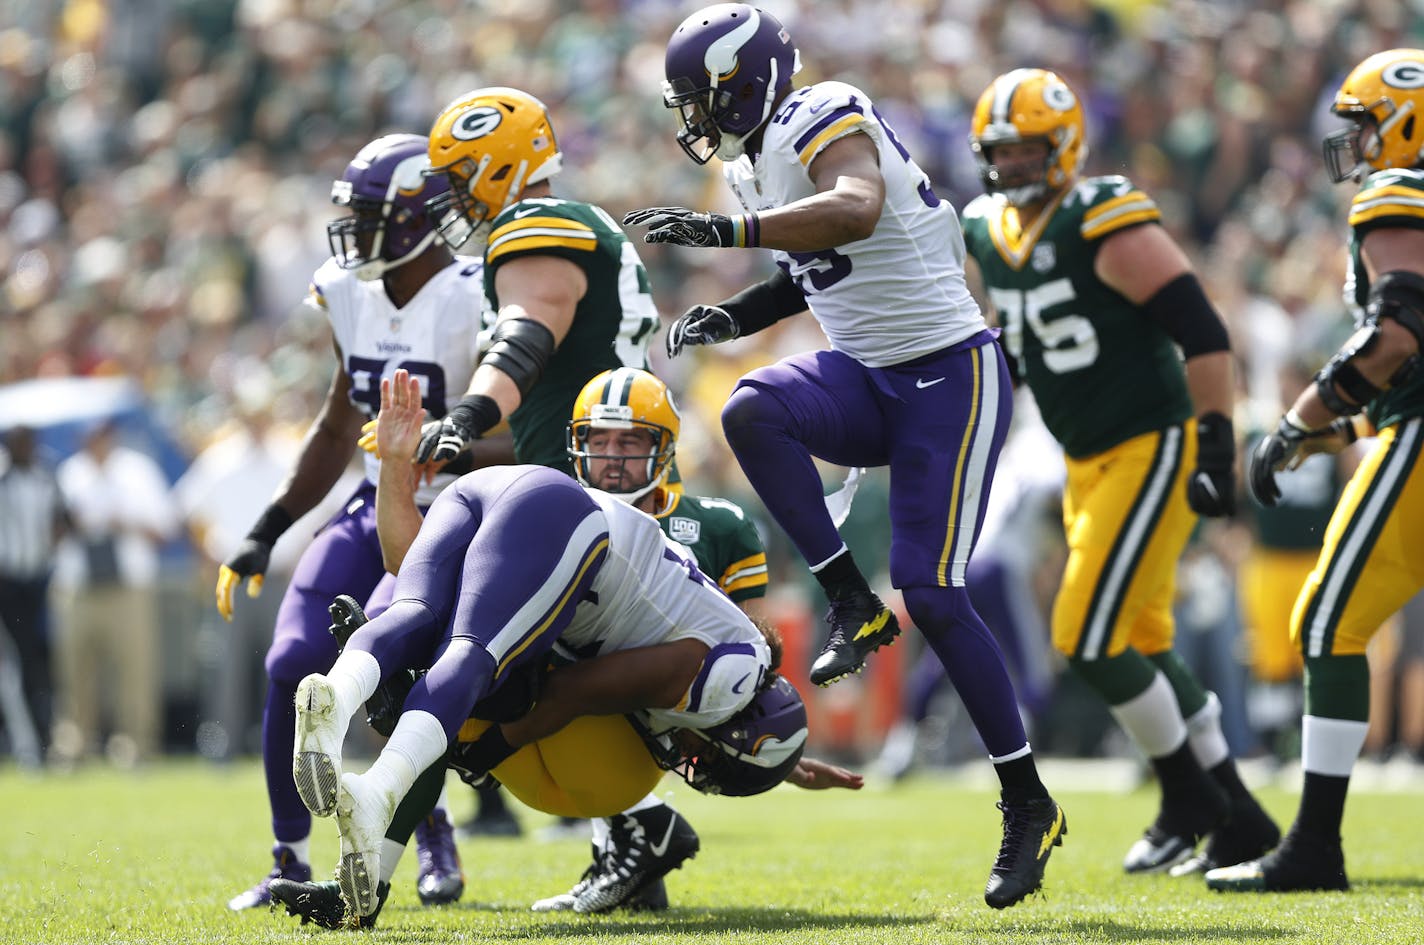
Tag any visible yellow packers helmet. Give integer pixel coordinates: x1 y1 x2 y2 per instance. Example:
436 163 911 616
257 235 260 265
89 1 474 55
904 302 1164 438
1325 49 1424 183
426 86 563 248
969 68 1087 206
567 368 680 506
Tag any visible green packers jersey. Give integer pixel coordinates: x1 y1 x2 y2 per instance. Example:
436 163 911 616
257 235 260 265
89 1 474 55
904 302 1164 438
962 176 1193 459
484 197 660 472
654 491 768 604
1344 168 1424 431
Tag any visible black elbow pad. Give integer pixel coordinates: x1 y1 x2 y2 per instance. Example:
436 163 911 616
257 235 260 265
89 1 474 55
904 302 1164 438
484 318 557 397
1141 273 1231 358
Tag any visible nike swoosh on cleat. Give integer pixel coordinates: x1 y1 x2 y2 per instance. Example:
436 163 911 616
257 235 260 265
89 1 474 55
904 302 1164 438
1038 807 1065 859
647 818 678 859
915 377 946 389
852 610 891 642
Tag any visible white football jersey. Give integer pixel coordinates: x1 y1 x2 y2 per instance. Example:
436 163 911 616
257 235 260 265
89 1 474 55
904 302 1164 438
307 255 485 506
723 81 986 367
558 491 770 732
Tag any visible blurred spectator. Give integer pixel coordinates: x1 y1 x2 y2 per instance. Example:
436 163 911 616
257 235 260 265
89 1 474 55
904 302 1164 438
0 424 70 766
51 419 178 766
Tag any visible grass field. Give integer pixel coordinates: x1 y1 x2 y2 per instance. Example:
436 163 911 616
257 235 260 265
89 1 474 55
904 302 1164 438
2 760 1421 944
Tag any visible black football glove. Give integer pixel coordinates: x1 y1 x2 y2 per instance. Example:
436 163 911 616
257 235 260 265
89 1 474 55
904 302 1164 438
215 505 293 621
623 207 739 247
1247 413 1313 507
1187 412 1237 517
414 394 500 466
666 305 740 358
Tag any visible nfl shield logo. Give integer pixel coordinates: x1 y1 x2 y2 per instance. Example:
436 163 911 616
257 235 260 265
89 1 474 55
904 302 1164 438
669 517 701 544
1031 243 1056 273
389 316 402 333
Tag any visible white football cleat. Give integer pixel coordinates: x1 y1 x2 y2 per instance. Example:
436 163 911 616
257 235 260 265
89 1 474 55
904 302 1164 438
293 674 345 817
335 772 395 918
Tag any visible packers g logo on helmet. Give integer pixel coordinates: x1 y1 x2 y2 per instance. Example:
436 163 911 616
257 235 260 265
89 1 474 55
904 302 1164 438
426 87 562 248
1325 49 1424 183
969 68 1087 207
451 106 504 141
567 368 680 506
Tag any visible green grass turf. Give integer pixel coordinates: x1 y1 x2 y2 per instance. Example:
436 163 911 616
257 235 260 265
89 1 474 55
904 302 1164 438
2 760 1420 944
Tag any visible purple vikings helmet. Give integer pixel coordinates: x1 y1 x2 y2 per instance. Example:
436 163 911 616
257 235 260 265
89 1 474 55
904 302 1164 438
662 4 801 163
645 675 809 797
327 134 450 281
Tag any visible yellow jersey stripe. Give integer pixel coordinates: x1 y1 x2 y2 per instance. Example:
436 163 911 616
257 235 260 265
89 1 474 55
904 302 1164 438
1081 190 1154 223
987 187 1070 269
489 215 596 243
1081 206 1162 241
495 537 609 677
723 573 768 595
1348 195 1424 227
937 346 982 585
486 233 599 264
1351 183 1424 204
797 115 866 166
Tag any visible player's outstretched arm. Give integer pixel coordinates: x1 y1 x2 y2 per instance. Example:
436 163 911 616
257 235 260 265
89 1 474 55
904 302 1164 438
374 369 426 573
785 756 864 791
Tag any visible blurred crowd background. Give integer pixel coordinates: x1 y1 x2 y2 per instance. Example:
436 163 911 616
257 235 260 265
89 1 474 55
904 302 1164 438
3 0 1424 786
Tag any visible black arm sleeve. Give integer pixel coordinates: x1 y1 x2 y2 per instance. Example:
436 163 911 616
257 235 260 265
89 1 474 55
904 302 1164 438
719 268 808 337
1141 273 1230 359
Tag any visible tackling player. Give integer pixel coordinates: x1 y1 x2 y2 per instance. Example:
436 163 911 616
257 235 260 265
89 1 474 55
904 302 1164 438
622 4 1063 909
1208 48 1424 893
217 134 479 912
960 67 1278 876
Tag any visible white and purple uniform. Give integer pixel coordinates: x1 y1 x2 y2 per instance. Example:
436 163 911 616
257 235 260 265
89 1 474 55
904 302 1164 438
262 255 483 840
716 81 1027 759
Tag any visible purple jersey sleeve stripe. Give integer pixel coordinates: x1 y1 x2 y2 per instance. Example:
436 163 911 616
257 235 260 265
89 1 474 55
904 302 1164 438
793 103 865 154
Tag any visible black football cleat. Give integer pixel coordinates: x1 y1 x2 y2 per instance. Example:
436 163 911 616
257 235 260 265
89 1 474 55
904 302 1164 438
1170 792 1281 876
327 595 369 647
984 795 1067 909
809 590 900 687
1205 829 1349 892
1124 776 1229 874
573 806 699 914
269 877 389 930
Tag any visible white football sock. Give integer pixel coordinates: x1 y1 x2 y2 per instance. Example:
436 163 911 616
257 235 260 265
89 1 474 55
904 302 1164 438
380 839 405 883
1185 691 1230 770
364 710 449 803
1109 671 1189 759
280 835 311 865
1301 715 1369 777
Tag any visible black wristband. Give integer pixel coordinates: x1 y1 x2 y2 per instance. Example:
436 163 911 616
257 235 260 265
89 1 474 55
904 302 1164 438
719 268 807 337
246 504 294 546
453 394 502 438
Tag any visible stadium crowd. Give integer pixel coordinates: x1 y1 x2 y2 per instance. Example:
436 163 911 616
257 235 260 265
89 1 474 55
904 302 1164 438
1 0 1423 776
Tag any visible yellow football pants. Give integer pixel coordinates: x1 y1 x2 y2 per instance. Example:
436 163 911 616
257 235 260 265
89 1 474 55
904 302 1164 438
1239 549 1314 682
1053 423 1198 660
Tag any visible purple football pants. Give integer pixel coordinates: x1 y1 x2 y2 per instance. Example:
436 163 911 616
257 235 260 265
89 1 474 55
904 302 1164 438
262 481 392 843
721 332 1030 755
344 465 608 744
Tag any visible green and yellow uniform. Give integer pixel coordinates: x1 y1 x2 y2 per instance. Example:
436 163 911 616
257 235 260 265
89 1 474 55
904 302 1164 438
963 176 1198 661
484 197 660 472
653 491 768 605
1291 169 1424 660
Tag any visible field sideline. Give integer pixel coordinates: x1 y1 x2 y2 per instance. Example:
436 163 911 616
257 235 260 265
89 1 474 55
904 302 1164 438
2 759 1420 944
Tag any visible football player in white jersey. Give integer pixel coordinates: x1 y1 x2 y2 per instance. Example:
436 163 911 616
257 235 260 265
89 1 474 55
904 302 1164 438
622 4 1062 909
217 135 483 912
283 368 860 923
